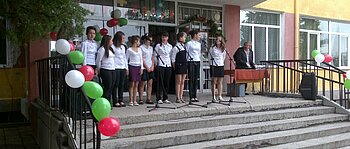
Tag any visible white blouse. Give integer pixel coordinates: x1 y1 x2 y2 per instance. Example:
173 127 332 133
81 40 98 65
154 42 173 67
140 44 154 68
171 42 186 63
185 40 201 62
112 44 128 69
95 47 115 70
126 47 144 69
208 46 226 66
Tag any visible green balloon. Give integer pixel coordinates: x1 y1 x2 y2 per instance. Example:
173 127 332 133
68 51 85 64
118 18 128 26
311 50 320 58
82 81 103 99
95 32 102 41
345 79 350 90
92 97 111 121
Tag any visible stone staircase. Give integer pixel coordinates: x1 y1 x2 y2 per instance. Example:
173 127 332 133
87 98 350 149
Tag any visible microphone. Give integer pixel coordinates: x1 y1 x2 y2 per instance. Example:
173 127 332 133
201 39 207 46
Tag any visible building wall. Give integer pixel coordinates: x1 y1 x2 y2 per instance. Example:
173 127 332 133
224 5 240 69
255 0 350 22
28 39 49 102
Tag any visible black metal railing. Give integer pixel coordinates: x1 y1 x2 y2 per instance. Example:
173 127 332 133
261 59 350 109
36 55 100 149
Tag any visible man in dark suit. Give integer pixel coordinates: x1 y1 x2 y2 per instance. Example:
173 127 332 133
233 42 255 95
233 42 255 69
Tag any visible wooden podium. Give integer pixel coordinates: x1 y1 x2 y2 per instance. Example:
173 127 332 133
225 69 270 94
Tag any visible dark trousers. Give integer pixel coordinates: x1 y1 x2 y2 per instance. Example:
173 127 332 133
113 69 126 103
188 61 200 98
88 65 96 70
99 69 116 104
156 66 172 101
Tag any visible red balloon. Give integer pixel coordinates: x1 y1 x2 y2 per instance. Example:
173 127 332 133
50 32 57 40
98 117 120 137
79 65 95 81
343 73 347 79
100 28 108 36
68 41 75 51
324 54 333 63
107 18 118 27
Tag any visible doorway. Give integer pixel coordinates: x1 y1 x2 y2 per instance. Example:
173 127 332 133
149 25 176 94
149 25 176 46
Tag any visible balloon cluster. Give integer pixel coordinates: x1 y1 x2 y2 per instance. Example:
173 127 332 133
311 50 333 64
55 39 121 137
343 72 350 89
110 9 128 27
107 9 128 29
89 9 128 42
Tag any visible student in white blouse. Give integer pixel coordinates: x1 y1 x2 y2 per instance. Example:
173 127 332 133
95 35 116 105
209 35 226 102
171 32 187 103
126 36 144 106
139 34 155 105
81 26 99 69
186 30 202 102
154 32 173 104
112 31 128 107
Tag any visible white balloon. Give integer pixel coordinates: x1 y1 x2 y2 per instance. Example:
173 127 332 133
346 71 350 79
315 53 325 64
93 25 100 33
55 39 70 55
111 9 121 19
65 70 85 88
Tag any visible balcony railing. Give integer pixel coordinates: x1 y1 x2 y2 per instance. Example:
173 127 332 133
36 55 100 149
261 59 350 109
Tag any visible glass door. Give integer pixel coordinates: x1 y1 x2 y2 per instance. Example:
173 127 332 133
308 33 319 58
341 36 349 66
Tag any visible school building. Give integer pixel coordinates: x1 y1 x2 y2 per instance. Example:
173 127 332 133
1 0 350 122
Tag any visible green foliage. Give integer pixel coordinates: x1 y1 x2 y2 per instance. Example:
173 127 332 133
183 14 222 37
0 0 90 44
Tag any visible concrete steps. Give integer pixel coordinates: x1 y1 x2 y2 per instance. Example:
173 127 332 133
261 132 350 149
116 106 334 138
85 99 350 149
162 122 350 149
100 114 348 149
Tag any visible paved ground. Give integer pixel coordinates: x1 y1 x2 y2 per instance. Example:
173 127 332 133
109 92 315 119
0 124 39 149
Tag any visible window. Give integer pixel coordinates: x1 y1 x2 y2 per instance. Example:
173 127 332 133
240 10 281 63
0 17 6 65
299 17 350 67
117 0 175 24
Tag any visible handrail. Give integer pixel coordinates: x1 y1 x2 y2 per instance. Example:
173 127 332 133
36 55 101 149
261 59 349 109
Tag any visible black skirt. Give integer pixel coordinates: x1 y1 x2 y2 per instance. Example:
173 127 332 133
175 63 187 74
210 66 224 77
141 69 154 81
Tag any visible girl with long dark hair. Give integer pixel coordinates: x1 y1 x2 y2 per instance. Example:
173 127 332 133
112 31 128 107
209 35 226 102
95 35 116 106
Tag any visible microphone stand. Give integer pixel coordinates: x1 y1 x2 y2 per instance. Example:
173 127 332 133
177 41 207 109
219 49 246 106
204 46 229 106
147 47 176 112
